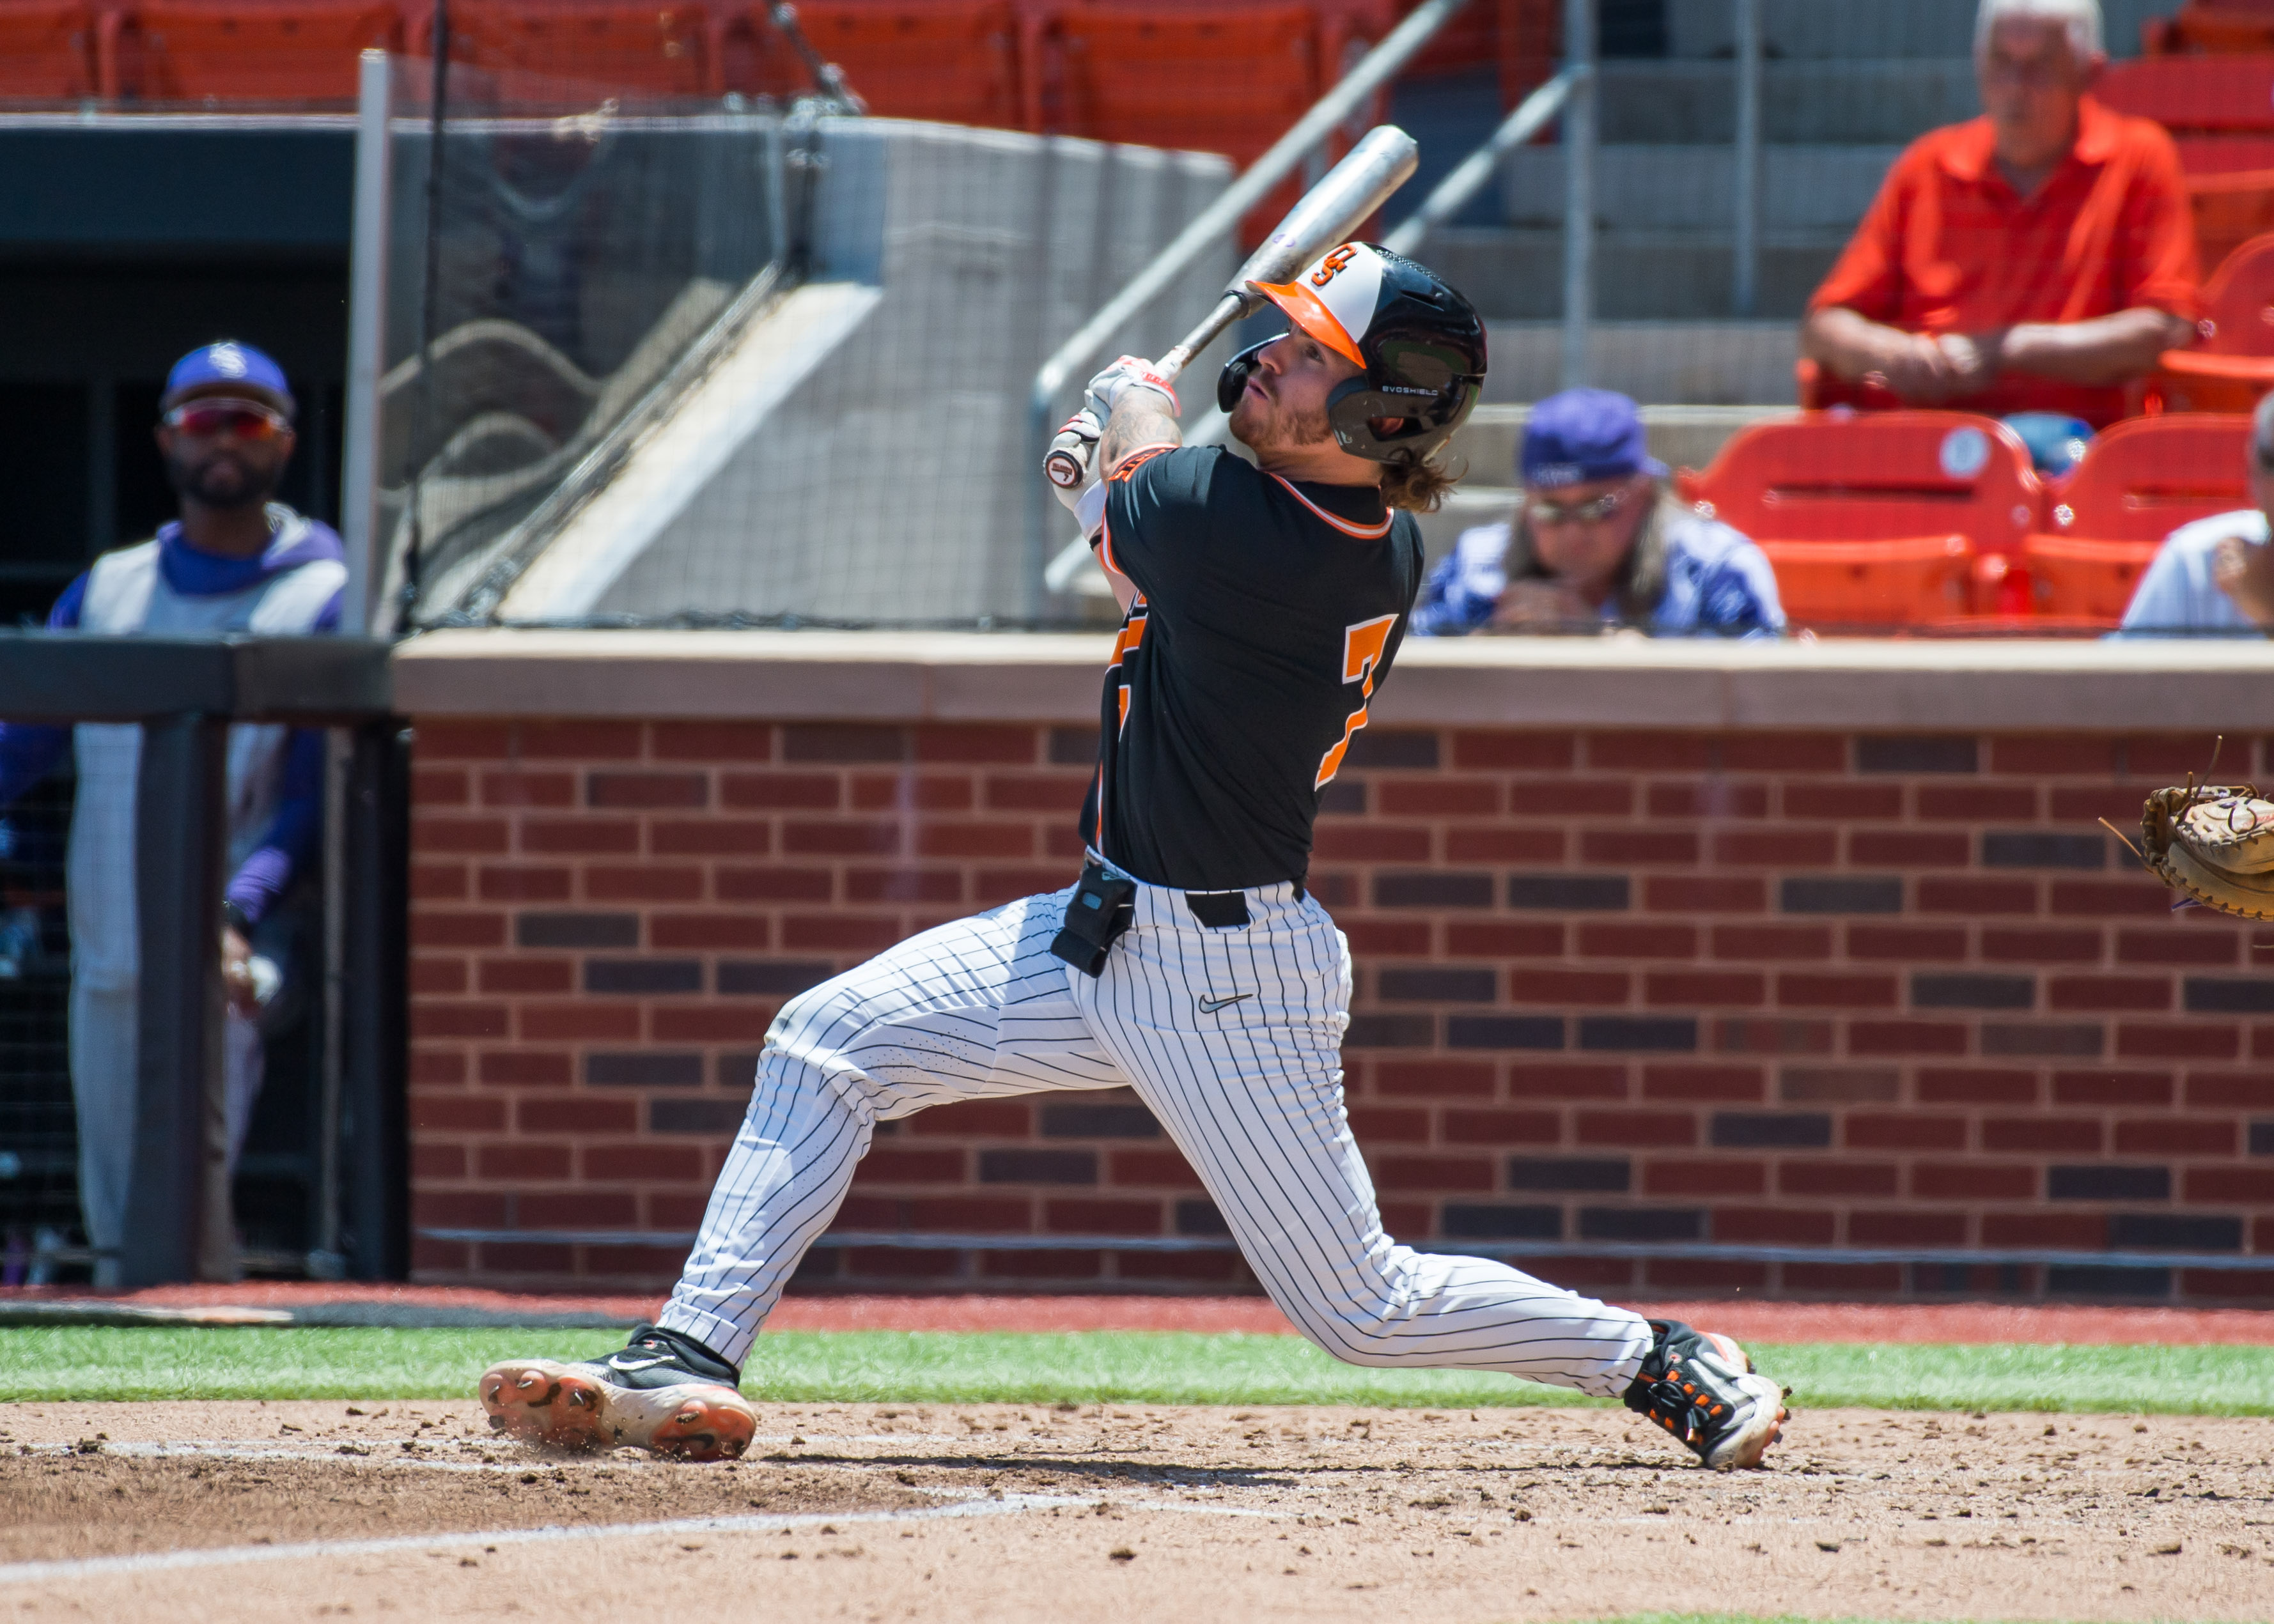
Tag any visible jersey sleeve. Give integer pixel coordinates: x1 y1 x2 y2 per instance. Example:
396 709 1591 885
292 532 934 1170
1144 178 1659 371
1098 445 1235 601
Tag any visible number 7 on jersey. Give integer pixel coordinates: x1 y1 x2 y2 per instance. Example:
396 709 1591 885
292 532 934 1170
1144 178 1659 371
1315 613 1398 789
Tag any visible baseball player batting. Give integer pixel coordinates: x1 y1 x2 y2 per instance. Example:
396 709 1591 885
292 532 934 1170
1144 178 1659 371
480 242 1790 1472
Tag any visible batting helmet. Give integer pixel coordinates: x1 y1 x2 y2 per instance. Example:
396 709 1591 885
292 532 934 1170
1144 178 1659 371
1217 242 1487 465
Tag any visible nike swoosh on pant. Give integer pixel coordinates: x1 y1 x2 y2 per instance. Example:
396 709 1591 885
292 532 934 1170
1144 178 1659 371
1197 993 1250 1014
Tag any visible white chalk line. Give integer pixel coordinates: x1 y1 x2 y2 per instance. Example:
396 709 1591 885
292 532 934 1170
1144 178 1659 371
0 1483 1279 1585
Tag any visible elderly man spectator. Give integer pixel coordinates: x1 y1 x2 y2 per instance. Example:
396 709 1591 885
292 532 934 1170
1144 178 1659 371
1412 389 1784 637
2118 391 2274 633
1801 0 2199 438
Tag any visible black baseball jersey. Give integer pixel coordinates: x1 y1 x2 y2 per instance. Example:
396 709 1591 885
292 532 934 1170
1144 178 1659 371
1080 444 1425 892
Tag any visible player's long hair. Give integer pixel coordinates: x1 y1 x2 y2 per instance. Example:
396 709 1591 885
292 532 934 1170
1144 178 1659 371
1378 451 1463 513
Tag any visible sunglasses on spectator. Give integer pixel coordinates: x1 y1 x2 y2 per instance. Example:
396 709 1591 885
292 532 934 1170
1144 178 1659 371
1528 487 1631 527
162 399 290 441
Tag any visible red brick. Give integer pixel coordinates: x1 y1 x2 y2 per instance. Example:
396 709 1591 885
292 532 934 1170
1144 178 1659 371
1642 1259 1768 1290
1848 1021 1970 1056
410 1049 467 1085
1918 876 2036 915
2050 881 2172 918
982 772 1085 812
1509 968 1630 1005
1851 1209 1968 1244
584 865 703 903
1640 1063 1764 1102
912 821 1031 860
1375 1154 1495 1192
1713 828 1836 866
2052 1071 2174 1106
1312 824 1432 862
717 866 832 902
520 817 638 855
1849 830 1970 867
1990 738 2118 775
1982 1117 2103 1153
512 1095 637 1134
476 957 573 995
416 766 470 805
1982 1211 2107 1247
783 915 912 952
588 771 706 809
1784 782 1903 820
2177 1268 2274 1301
1717 1207 1837 1244
2048 975 2170 1012
1576 1110 1696 1147
1641 1157 1765 1196
1506 1062 1628 1099
1445 922 1564 957
1918 1067 2036 1104
1779 1159 1899 1197
1777 971 1898 1009
852 773 977 813
412 1143 465 1179
845 867 966 904
416 815 510 855
1715 1017 1835 1055
517 1002 641 1040
1582 829 1700 865
1982 926 2104 964
476 769 575 807
1847 1112 1967 1150
1642 876 1766 913
582 1143 703 1180
651 819 774 856
1043 1199 1166 1236
784 820 901 856
860 1147 968 1183
1709 924 1832 961
1846 924 1968 962
1915 1163 2036 1200
519 1192 639 1228
1106 1150 1203 1187
413 1002 510 1040
412 1190 509 1226
898 1195 1036 1230
1380 778 1499 816
410 862 469 901
1585 731 1715 771
2185 1072 2274 1109
410 1093 506 1131
2114 1118 2234 1155
652 1007 774 1042
1374 1060 1497 1099
974 867 1070 902
1786 1262 1906 1292
720 773 840 810
1917 785 2037 820
2114 930 2240 968
650 913 772 950
1451 732 1573 769
914 725 1039 765
510 720 644 760
1644 970 1767 1006
903 1099 1030 1137
1440 1108 1559 1143
1344 920 1434 955
410 957 467 995
2124 734 2229 777
476 1143 572 1180
653 722 774 761
2050 785 2153 823
1580 922 1697 959
1346 1106 1433 1143
2117 1023 2240 1059
2185 1166 2274 1202
1445 828 1567 862
413 719 514 759
1722 735 1848 772
477 865 572 903
1647 780 1770 819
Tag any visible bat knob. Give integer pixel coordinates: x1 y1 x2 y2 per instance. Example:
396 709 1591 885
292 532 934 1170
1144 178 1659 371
1043 449 1086 489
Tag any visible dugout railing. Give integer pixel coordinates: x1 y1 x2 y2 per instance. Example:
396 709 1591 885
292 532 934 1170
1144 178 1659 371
0 631 406 1288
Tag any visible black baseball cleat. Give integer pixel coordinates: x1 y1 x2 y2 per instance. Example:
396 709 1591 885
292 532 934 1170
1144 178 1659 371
479 1322 758 1461
1622 1319 1789 1470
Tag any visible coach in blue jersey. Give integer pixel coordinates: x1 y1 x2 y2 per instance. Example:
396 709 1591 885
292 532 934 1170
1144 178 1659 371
0 342 346 1284
481 247 1789 1473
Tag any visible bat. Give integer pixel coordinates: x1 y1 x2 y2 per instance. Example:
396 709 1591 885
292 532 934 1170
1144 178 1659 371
1045 124 1421 489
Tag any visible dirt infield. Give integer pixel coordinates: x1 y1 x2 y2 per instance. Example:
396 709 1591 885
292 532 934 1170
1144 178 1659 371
5 1399 2271 1621
12 1285 2274 1342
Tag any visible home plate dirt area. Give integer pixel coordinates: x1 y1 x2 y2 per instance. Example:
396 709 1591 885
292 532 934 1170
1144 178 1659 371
4 1402 2273 1621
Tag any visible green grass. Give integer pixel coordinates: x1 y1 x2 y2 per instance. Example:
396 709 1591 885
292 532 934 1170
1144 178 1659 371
4 1327 2272 1413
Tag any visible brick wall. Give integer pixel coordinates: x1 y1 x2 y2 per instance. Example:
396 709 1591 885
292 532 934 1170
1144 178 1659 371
404 716 2274 1303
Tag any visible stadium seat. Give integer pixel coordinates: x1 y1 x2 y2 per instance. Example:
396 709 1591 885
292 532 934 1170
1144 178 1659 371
2025 412 2252 621
2144 1 2274 55
2190 168 2274 274
0 0 100 99
1676 411 2042 624
2141 231 2274 411
424 0 712 98
722 1 1033 128
107 0 396 104
2103 54 2274 180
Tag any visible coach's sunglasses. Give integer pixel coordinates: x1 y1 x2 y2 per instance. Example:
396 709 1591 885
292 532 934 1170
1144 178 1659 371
162 399 292 442
1527 487 1630 528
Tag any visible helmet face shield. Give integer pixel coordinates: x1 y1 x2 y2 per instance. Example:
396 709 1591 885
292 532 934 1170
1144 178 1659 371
1217 339 1275 416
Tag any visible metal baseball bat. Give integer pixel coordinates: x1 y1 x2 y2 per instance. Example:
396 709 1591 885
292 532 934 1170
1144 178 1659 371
1044 124 1421 489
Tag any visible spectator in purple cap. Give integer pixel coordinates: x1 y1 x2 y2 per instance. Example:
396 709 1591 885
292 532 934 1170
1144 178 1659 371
0 340 346 1283
1412 388 1786 637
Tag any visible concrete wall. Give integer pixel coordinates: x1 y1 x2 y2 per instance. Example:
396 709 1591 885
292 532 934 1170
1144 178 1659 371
391 633 2274 1303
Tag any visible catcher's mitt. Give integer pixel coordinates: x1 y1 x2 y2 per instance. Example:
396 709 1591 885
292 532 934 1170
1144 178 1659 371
2137 785 2274 920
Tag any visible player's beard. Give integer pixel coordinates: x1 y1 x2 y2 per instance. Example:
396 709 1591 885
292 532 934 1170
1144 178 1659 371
1230 391 1333 456
164 445 279 511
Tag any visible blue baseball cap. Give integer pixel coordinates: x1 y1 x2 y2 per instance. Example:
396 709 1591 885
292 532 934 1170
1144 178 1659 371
163 341 295 415
1521 388 1665 489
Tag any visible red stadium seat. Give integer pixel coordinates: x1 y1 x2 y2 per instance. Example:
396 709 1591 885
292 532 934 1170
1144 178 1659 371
2145 1 2274 55
2142 231 2274 410
2099 52 2274 129
425 0 712 98
2025 413 2252 621
1754 536 1979 628
1676 412 2043 624
2189 167 2274 272
723 1 1033 129
0 0 100 99
109 0 396 104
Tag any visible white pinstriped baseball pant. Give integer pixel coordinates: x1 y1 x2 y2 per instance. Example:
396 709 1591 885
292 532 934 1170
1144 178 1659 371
657 876 1655 1397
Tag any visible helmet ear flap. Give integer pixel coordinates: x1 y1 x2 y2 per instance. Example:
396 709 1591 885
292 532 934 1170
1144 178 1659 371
1217 340 1273 416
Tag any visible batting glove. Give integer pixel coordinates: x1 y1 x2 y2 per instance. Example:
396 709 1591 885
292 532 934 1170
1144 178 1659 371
1083 355 1180 424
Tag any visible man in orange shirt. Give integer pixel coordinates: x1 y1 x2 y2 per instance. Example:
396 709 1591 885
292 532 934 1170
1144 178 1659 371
1802 0 2199 433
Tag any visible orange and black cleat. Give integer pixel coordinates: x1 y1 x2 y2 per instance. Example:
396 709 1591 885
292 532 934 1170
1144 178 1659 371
1621 1319 1789 1470
479 1323 758 1462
